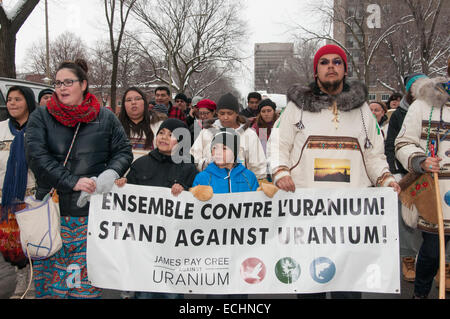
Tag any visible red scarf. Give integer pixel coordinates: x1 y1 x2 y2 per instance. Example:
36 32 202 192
47 93 101 127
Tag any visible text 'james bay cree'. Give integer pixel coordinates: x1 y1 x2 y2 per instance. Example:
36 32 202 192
179 303 271 316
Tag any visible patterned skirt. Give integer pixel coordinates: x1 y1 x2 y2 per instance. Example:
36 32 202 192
33 216 102 299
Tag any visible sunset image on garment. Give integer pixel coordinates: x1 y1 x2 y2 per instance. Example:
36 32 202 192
314 158 351 183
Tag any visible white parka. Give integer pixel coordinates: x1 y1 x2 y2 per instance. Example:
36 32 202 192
190 119 268 180
268 81 395 189
395 76 450 233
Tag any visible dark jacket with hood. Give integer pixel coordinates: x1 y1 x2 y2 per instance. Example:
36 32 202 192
126 149 198 190
25 106 133 217
384 98 409 175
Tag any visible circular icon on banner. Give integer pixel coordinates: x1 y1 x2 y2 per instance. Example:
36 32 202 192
275 257 301 284
310 257 336 284
240 258 266 284
444 191 450 207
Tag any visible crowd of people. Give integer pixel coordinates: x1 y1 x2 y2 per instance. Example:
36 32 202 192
0 44 449 299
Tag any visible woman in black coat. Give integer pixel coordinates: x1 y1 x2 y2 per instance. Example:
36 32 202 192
25 59 132 299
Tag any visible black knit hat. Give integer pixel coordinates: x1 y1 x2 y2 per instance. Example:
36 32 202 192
217 93 239 113
175 93 188 103
6 86 37 117
211 128 240 163
157 118 188 142
258 99 277 112
38 88 54 104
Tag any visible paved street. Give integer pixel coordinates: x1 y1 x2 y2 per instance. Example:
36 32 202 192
1 253 448 300
100 278 448 299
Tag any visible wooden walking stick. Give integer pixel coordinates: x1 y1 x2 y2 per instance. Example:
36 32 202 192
430 141 446 299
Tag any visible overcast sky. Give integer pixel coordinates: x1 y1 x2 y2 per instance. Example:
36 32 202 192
6 0 322 94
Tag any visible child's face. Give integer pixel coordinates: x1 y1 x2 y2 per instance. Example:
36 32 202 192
212 143 235 166
218 109 239 128
156 128 178 155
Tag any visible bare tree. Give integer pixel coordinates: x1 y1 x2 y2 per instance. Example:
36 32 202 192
378 0 449 92
292 1 448 93
25 32 88 80
104 0 138 111
89 35 143 105
266 39 320 93
403 0 448 76
291 1 414 87
0 0 40 77
130 0 246 94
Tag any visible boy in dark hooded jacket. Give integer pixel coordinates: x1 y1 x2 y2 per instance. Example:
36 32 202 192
117 118 198 299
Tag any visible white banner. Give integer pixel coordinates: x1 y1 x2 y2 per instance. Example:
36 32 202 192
86 184 400 295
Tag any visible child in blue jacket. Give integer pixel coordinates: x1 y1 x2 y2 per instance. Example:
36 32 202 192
192 128 259 194
191 128 257 300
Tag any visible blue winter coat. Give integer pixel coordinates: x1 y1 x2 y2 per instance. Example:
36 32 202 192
192 162 258 194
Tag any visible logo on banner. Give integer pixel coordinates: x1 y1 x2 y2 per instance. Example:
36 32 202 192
310 257 336 284
275 257 301 284
240 258 266 284
445 191 450 207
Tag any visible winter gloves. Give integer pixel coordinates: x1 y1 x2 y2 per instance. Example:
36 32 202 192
190 185 214 201
190 182 279 202
77 169 119 208
257 182 279 198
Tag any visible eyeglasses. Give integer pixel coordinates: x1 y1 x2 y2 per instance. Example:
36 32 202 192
319 58 344 67
54 79 80 88
198 111 212 116
125 97 143 103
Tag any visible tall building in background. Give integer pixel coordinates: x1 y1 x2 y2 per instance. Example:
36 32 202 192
333 0 391 102
254 43 294 93
332 0 449 102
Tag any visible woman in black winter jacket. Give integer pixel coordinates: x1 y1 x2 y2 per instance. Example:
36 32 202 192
25 59 133 299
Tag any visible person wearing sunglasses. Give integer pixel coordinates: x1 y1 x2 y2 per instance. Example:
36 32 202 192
268 44 400 299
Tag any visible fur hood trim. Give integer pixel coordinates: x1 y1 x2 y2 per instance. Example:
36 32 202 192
287 81 368 112
412 76 449 108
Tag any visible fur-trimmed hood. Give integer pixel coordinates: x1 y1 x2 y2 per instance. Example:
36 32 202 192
412 76 449 108
287 81 368 112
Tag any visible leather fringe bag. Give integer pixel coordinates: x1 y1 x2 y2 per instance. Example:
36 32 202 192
399 172 438 228
15 123 80 260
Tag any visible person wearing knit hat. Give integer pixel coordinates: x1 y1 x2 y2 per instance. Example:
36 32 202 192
197 99 217 113
38 88 54 106
403 73 427 93
210 128 240 164
174 93 189 113
383 71 429 291
191 92 267 180
217 92 240 114
123 118 197 300
268 43 400 299
157 118 188 143
192 127 258 196
395 74 450 299
251 99 279 155
187 99 217 147
258 98 276 113
312 44 348 96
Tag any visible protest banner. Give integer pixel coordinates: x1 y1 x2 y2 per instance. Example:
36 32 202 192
86 184 400 295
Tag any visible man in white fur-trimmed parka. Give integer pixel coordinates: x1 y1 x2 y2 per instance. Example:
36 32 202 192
395 73 450 299
267 44 401 299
